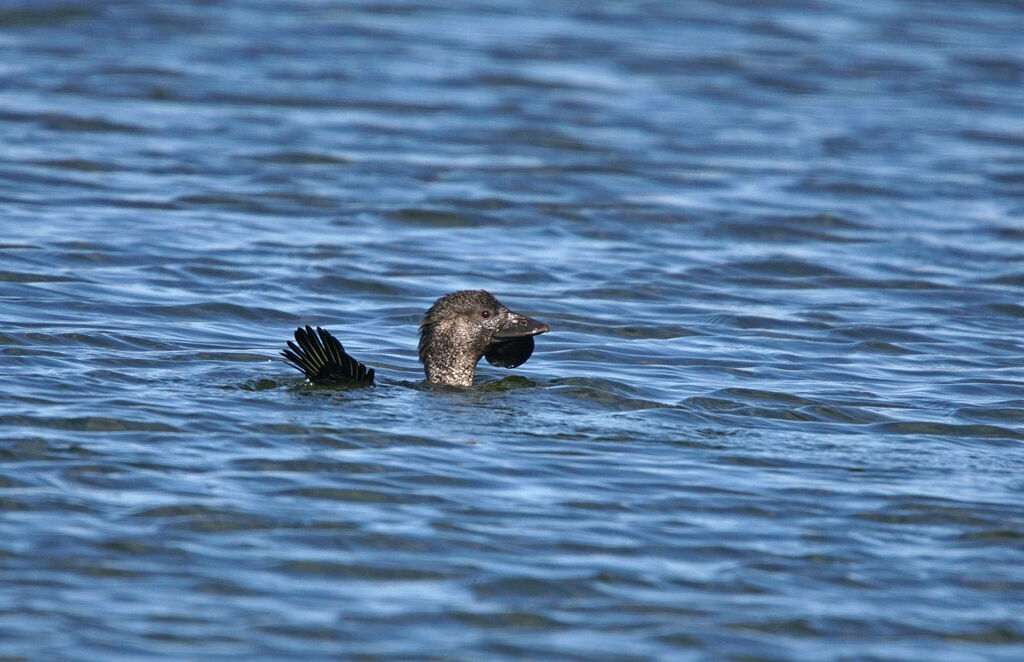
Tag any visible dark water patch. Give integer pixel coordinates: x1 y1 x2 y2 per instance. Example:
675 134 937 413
823 277 952 291
706 313 804 331
565 285 669 302
258 192 341 210
939 624 1024 644
130 503 277 528
15 331 178 351
684 396 746 413
0 438 101 462
194 352 268 363
234 377 290 392
875 421 1024 443
831 326 938 344
747 72 824 96
956 528 1024 543
230 456 373 474
97 538 190 557
0 4 98 28
0 497 36 513
721 406 821 424
960 128 1024 147
0 170 106 194
389 207 492 227
714 388 817 407
140 302 293 323
718 220 863 244
201 92 349 109
604 325 700 340
0 270 79 283
795 175 904 199
276 487 445 505
798 405 887 425
452 609 567 629
985 302 1024 319
33 112 144 134
549 378 668 412
174 193 271 213
476 375 540 392
955 406 1024 425
278 560 448 581
309 428 454 449
850 340 914 355
310 274 406 296
0 415 180 433
28 159 117 172
852 497 1015 528
244 151 352 165
180 263 257 281
729 257 844 279
471 575 607 602
988 169 1024 185
497 127 605 152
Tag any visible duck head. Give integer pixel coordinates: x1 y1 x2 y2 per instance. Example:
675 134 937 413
418 290 549 387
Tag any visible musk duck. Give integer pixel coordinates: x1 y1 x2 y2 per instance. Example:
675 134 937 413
281 290 549 387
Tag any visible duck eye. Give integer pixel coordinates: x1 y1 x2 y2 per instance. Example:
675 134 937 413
480 310 491 319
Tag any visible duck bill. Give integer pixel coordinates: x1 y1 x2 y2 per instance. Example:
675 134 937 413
492 312 550 340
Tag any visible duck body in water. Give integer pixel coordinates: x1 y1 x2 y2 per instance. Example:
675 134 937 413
281 290 549 387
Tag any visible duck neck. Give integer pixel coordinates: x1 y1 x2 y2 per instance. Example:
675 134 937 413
423 356 477 387
420 325 482 387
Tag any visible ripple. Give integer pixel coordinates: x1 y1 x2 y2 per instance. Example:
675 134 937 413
0 5 98 27
0 270 79 283
0 415 180 433
389 208 491 227
141 302 293 322
277 487 445 505
729 258 846 279
28 158 117 172
245 151 352 165
279 560 448 581
955 406 1024 425
550 377 668 412
875 421 1024 442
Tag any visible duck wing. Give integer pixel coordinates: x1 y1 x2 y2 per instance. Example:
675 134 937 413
281 325 375 385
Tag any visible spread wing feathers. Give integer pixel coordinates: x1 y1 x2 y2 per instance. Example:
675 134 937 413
281 325 374 384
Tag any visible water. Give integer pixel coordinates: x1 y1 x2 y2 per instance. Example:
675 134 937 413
2 0 1024 660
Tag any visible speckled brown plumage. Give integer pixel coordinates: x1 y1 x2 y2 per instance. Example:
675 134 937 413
282 290 548 387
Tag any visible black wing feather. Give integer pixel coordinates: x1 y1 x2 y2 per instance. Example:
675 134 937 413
280 325 374 385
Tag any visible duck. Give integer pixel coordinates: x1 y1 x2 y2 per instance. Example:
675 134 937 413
281 290 549 387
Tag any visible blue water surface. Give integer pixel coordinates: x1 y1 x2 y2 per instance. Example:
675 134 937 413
2 1 1024 660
